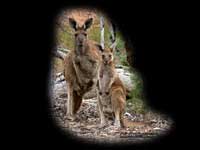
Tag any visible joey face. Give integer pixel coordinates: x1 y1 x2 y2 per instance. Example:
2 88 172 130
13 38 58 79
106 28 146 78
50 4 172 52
102 51 113 65
99 90 110 98
95 44 114 65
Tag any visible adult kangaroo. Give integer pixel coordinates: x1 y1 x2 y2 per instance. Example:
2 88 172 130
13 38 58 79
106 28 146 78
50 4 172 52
64 17 102 120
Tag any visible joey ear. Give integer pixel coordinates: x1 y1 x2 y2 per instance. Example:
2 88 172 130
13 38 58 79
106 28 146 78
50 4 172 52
95 44 104 52
69 18 77 30
84 18 93 30
110 41 117 52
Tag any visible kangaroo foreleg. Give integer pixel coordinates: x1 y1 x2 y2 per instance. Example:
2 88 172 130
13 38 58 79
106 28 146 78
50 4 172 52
66 83 75 120
97 93 106 127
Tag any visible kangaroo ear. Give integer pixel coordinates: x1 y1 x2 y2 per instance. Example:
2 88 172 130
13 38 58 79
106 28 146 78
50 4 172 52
84 18 93 30
95 44 103 52
69 18 77 30
110 41 117 52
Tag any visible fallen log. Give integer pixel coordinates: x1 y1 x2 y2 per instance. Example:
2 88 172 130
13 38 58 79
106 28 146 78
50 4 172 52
57 47 70 53
52 50 66 60
52 47 71 60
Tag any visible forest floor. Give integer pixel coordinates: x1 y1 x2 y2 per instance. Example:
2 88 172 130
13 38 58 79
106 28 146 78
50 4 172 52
50 69 173 144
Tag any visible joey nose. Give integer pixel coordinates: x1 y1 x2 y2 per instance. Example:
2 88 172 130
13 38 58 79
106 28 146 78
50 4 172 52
105 91 109 95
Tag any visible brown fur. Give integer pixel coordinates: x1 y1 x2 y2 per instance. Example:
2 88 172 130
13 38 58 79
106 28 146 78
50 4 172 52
97 47 147 128
64 18 102 120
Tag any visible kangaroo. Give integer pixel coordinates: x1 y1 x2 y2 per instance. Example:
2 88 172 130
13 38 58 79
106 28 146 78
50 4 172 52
64 18 102 120
97 45 148 128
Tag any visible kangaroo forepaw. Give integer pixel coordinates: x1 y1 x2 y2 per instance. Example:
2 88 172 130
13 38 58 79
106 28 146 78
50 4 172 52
114 121 121 128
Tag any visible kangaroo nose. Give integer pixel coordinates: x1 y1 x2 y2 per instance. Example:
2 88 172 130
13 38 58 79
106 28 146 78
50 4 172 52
78 40 83 46
104 60 108 65
78 35 85 41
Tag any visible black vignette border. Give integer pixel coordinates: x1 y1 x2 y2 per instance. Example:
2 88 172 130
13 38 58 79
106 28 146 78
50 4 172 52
25 0 181 149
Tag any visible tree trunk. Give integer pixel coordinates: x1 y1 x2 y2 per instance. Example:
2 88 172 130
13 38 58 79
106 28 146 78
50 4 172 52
100 16 105 49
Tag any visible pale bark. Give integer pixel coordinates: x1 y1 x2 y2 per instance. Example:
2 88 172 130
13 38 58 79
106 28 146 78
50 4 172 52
100 16 105 49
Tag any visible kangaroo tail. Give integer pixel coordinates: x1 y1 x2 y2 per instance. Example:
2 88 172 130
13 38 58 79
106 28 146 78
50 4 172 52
121 118 149 128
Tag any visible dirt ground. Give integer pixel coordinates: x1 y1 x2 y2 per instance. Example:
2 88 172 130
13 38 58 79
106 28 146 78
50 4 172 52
51 9 173 144
50 73 173 144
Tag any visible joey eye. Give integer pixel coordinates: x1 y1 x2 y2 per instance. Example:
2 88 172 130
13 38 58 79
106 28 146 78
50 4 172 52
109 54 112 58
75 33 78 37
83 33 87 36
102 54 105 58
105 92 109 95
99 92 102 95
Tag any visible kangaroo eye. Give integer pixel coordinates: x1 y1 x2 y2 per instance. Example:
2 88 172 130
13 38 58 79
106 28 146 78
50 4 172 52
102 54 105 58
75 33 78 37
83 33 87 36
105 92 109 95
99 92 102 95
109 54 112 58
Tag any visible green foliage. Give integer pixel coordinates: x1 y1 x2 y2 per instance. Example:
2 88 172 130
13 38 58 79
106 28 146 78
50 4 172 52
56 26 74 50
127 71 147 114
116 32 125 50
119 54 129 66
114 33 130 66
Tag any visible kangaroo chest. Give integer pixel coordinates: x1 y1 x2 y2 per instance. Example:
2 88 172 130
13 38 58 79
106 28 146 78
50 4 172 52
100 72 110 89
99 67 113 90
73 55 99 92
